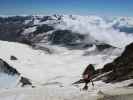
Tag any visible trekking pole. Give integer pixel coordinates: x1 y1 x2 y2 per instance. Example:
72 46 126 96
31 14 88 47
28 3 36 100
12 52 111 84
90 78 94 87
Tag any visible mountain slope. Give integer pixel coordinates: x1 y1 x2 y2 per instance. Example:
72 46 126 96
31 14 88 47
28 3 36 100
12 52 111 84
0 40 121 88
0 15 133 100
100 42 133 83
0 15 133 88
0 15 133 49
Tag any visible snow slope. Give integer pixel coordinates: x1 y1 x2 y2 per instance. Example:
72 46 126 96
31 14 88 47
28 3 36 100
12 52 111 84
0 15 133 99
0 40 132 100
0 40 120 86
0 39 130 100
0 80 133 100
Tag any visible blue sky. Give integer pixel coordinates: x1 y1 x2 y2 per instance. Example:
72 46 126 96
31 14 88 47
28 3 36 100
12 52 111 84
0 0 133 16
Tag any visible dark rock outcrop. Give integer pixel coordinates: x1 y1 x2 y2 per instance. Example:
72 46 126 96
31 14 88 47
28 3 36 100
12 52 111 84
18 37 33 45
10 55 18 60
128 83 133 87
0 58 34 88
96 43 115 51
40 16 54 22
19 77 33 87
49 30 85 46
0 58 20 75
33 24 54 35
0 16 31 42
100 42 133 83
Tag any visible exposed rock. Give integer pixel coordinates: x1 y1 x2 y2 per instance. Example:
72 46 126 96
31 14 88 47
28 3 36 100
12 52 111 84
82 44 93 49
40 16 54 22
33 24 54 35
0 16 31 42
18 37 33 45
128 83 133 87
10 55 18 60
0 59 34 88
100 42 133 83
0 58 20 75
96 43 115 51
19 77 33 87
49 30 85 46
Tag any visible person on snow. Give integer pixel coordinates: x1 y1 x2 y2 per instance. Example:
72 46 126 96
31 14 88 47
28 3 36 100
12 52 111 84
82 64 95 90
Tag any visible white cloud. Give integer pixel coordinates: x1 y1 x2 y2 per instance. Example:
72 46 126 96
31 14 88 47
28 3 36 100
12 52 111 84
55 15 133 48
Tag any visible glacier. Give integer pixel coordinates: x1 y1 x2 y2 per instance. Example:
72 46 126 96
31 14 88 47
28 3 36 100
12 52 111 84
0 15 133 100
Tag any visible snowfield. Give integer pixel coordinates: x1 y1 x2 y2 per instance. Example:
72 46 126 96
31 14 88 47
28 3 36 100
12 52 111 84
0 15 133 99
0 40 133 100
0 40 120 86
0 80 133 100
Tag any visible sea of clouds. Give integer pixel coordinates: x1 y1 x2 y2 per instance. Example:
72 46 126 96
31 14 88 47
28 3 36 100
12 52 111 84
54 15 133 48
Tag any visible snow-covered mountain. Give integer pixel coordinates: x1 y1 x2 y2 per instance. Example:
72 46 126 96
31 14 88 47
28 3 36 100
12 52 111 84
0 40 120 88
0 14 133 85
0 40 132 100
21 15 133 48
0 15 133 48
0 15 133 100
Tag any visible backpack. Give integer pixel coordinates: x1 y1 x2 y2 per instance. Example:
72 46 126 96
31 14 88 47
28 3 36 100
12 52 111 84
83 64 95 76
